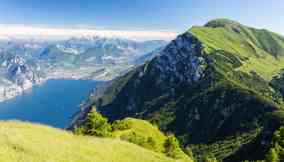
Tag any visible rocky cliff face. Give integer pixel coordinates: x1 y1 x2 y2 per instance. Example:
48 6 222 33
91 33 209 118
0 55 41 101
149 33 206 91
6 55 40 87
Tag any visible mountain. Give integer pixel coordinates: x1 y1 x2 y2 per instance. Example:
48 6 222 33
73 19 284 161
38 37 167 69
133 47 163 65
0 121 192 162
0 36 167 101
0 54 42 101
39 36 166 80
5 55 40 86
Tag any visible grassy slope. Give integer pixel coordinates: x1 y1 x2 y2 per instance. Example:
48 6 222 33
0 121 186 162
112 118 191 160
112 118 167 151
190 19 284 80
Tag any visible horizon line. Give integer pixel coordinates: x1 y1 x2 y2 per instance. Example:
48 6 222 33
0 24 179 41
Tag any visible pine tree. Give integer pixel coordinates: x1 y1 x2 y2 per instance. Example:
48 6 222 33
75 106 112 137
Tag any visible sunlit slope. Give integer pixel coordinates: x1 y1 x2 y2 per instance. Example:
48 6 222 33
0 121 182 162
112 118 167 151
190 18 284 80
112 118 191 160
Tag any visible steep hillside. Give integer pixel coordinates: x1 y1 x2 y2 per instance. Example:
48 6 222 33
74 19 284 161
0 121 188 162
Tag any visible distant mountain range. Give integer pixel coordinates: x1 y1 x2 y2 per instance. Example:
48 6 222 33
73 19 284 161
0 36 167 101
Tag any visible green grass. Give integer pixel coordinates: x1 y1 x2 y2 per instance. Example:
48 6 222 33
112 118 167 152
112 118 191 161
0 121 191 162
75 111 192 162
190 20 284 80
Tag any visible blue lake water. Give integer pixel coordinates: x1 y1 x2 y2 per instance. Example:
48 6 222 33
0 79 99 128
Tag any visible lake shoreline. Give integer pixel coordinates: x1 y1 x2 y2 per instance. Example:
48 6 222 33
0 73 109 103
0 79 101 128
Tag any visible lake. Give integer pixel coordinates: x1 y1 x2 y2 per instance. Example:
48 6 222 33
0 79 100 128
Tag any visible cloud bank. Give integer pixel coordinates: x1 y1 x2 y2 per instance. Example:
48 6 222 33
0 25 178 41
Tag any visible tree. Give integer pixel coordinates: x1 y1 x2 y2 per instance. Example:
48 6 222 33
265 148 279 162
75 106 112 137
112 120 131 131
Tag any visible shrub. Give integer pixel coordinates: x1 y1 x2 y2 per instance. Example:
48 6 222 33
120 132 158 151
164 135 181 159
185 147 195 161
265 148 279 162
203 153 218 162
112 120 132 131
147 137 157 148
75 107 112 137
74 126 85 135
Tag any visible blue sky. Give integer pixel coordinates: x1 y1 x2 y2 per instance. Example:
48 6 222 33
0 0 283 39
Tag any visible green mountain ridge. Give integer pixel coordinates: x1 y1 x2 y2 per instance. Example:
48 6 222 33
191 18 284 80
74 19 284 161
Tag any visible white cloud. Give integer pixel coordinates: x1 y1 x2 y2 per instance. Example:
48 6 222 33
0 24 178 41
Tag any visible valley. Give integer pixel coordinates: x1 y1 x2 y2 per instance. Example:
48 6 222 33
1 3 284 161
2 18 284 162
0 36 166 102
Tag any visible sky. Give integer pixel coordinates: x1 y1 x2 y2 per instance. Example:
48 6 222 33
0 0 283 40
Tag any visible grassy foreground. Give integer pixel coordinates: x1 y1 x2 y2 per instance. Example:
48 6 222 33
0 121 185 162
